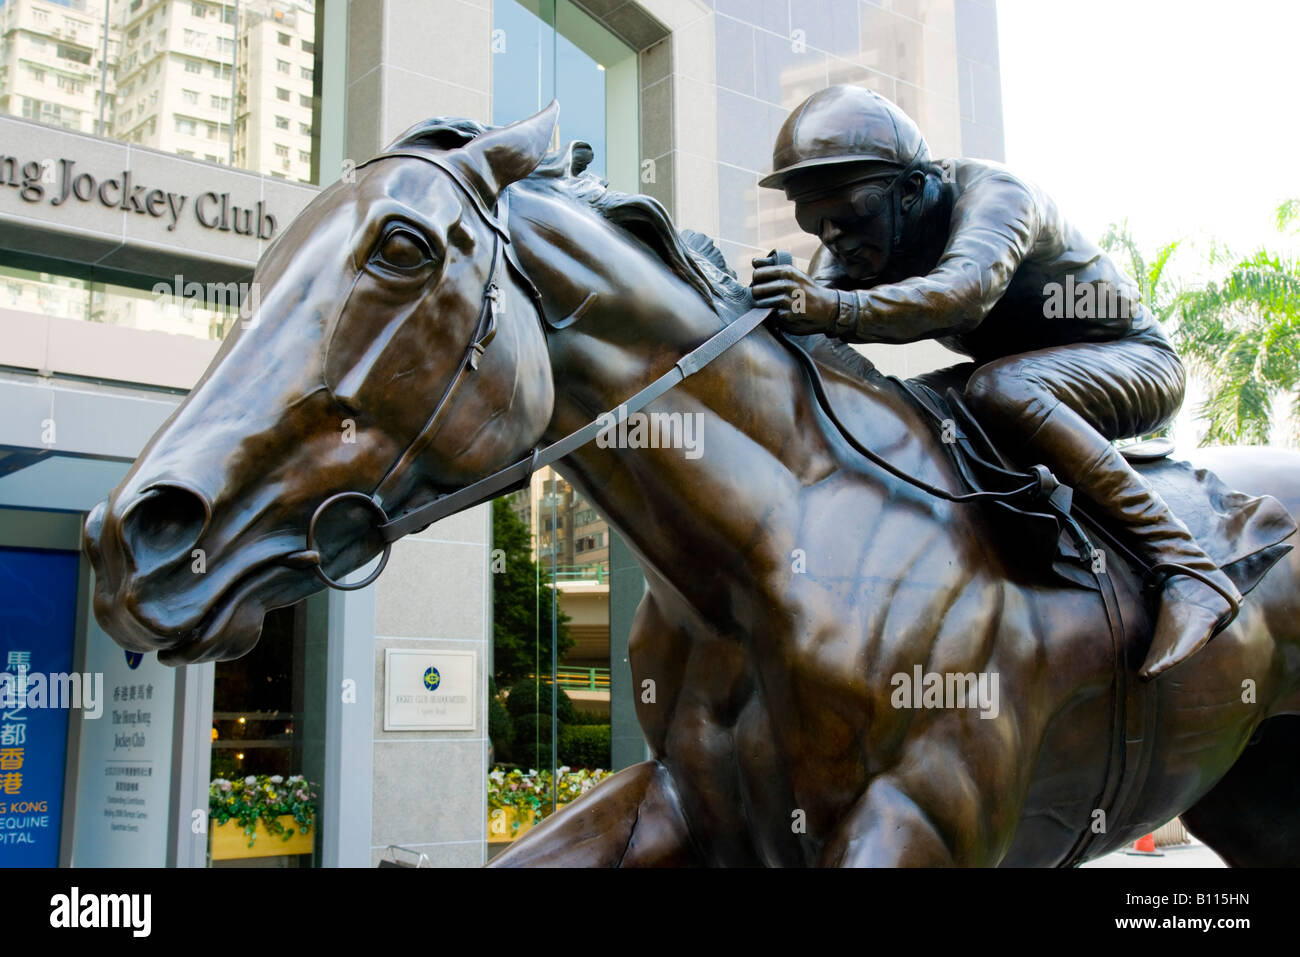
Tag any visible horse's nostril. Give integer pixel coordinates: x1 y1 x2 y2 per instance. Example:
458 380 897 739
118 484 209 571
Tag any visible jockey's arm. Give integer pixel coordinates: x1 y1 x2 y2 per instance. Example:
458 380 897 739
824 174 1043 345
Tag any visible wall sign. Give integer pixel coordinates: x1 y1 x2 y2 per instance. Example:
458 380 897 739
384 650 476 731
69 610 175 867
0 547 78 868
0 154 277 238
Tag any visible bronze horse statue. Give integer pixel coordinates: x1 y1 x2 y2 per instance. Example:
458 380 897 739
83 105 1300 866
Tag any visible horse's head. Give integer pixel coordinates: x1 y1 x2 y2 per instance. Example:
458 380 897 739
83 105 561 664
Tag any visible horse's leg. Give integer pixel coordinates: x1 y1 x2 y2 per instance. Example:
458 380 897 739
1180 714 1300 867
486 759 699 867
818 775 957 866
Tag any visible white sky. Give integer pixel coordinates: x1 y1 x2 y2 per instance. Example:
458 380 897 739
998 0 1300 274
997 0 1300 446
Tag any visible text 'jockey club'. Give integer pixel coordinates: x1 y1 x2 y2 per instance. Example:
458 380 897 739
0 155 277 238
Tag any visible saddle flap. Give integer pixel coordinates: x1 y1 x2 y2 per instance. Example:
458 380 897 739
894 378 1297 597
1133 457 1298 596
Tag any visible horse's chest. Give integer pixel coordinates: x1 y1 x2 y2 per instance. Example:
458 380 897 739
661 593 881 862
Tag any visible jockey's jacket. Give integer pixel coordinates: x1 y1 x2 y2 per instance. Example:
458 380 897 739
808 159 1158 363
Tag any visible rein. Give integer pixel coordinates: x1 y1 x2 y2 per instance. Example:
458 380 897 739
297 165 1061 592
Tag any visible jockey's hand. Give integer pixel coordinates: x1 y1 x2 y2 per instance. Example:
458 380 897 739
750 258 841 335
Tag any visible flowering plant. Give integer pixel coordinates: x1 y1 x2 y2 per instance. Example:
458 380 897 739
209 773 318 848
487 766 610 835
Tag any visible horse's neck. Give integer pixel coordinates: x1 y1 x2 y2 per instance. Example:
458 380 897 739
510 185 955 606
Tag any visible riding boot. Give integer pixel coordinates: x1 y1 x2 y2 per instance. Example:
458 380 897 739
1016 402 1242 680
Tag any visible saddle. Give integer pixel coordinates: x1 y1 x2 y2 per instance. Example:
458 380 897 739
895 377 1298 597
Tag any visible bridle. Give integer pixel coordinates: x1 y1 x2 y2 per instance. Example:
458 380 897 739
297 152 776 590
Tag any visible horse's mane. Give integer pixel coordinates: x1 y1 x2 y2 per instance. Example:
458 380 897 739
385 116 879 383
386 117 749 310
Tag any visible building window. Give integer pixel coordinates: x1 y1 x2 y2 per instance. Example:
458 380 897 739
492 0 638 189
299 93 311 108
56 44 92 65
301 40 315 54
277 32 291 46
275 115 288 129
276 88 290 101
183 89 198 105
300 66 313 81
175 117 196 135
184 58 202 74
191 1 208 16
276 59 290 74
274 144 288 158
298 149 310 163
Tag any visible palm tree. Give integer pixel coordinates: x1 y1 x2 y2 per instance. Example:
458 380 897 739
1100 220 1182 440
1100 219 1182 325
1101 204 1300 447
1172 202 1300 447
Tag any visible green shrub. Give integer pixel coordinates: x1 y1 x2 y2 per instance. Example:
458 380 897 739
509 713 558 769
503 677 578 724
560 724 610 769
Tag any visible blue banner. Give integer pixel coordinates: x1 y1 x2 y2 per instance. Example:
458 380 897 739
0 547 78 867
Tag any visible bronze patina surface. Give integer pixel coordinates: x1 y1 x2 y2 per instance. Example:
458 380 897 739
83 101 1300 867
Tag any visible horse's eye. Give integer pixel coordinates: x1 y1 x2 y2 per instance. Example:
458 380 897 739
373 229 432 271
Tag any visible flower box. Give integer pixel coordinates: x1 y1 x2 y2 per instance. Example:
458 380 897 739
211 814 315 860
487 804 568 843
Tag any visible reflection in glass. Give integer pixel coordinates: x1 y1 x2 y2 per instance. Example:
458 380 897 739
0 262 240 340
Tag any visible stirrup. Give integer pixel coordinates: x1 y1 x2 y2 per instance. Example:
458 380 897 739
1142 562 1242 636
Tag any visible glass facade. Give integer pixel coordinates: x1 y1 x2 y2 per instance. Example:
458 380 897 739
491 0 639 191
209 603 326 867
0 0 322 183
0 262 240 339
486 0 628 857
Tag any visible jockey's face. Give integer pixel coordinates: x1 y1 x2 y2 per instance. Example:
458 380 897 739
793 174 899 281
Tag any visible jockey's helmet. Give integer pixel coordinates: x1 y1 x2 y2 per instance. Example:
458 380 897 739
759 85 931 198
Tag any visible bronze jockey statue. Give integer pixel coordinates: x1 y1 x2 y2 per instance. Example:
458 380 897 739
752 84 1239 679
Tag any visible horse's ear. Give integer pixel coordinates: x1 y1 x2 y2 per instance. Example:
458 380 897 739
385 116 489 152
456 101 559 205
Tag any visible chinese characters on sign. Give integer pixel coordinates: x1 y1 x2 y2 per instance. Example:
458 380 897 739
0 549 77 867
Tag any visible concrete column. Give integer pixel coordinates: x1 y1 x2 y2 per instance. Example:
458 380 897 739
167 661 215 867
345 0 493 159
342 0 494 868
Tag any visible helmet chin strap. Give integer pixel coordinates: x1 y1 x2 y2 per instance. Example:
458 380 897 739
854 151 928 284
